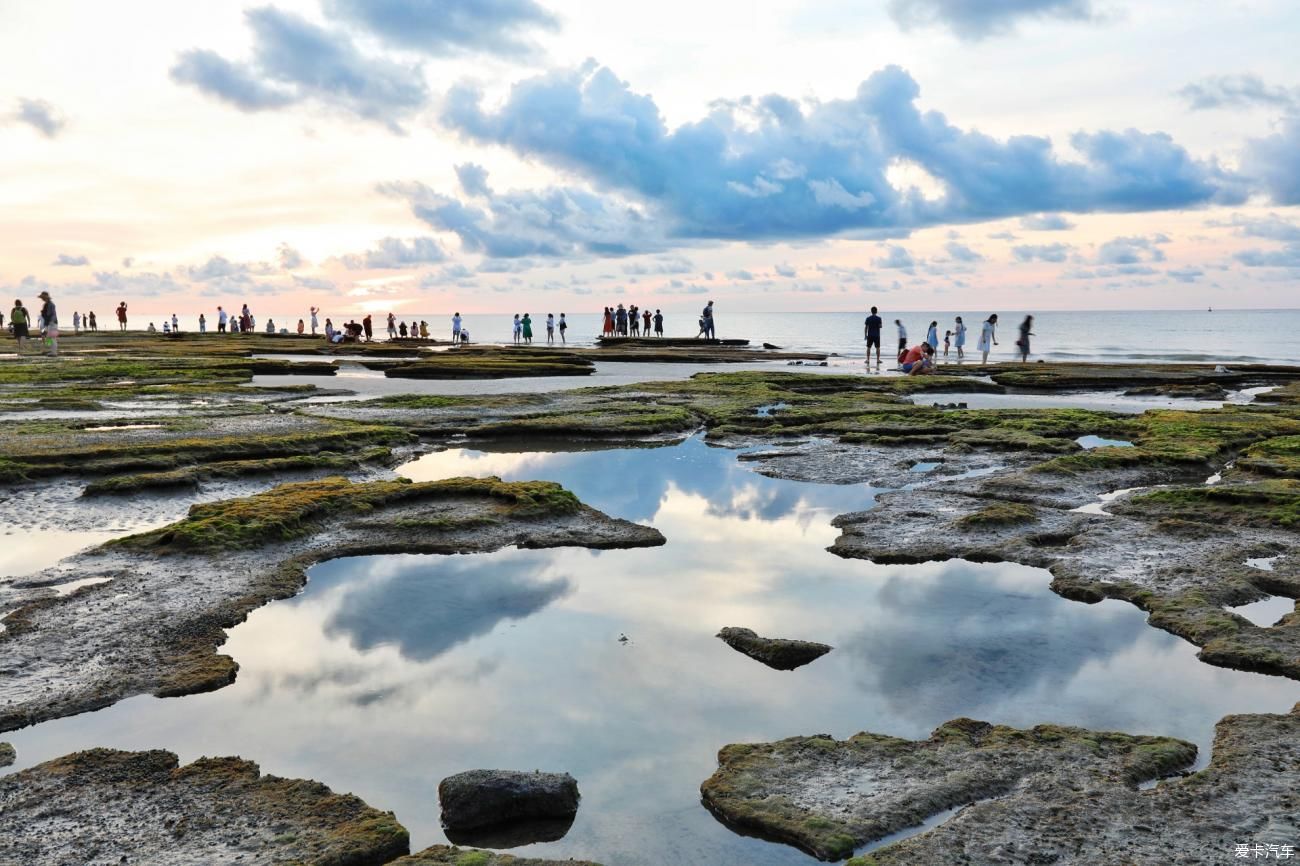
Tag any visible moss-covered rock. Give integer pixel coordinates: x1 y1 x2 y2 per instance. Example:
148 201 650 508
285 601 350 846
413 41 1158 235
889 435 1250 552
393 845 602 865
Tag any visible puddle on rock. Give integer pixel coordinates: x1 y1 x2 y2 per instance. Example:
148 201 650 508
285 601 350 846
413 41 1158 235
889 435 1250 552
1076 435 1134 449
4 437 1298 865
1229 597 1296 628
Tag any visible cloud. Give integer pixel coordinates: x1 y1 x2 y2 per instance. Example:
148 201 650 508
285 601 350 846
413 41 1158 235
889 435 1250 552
1166 267 1203 283
1235 245 1300 268
1019 212 1074 231
278 243 305 269
1209 212 1300 243
774 262 797 277
382 179 656 259
726 269 755 280
121 257 135 268
52 254 89 267
1179 74 1297 111
1012 242 1072 262
621 255 693 275
340 236 447 269
1095 235 1166 265
944 241 983 262
887 0 1098 39
185 255 274 282
874 244 917 269
171 7 428 130
1244 113 1300 204
292 275 336 290
455 162 493 197
988 230 1019 240
434 62 1244 255
323 0 558 58
14 98 66 138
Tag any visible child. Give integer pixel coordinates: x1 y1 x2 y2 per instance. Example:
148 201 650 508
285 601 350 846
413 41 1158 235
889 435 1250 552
943 330 952 358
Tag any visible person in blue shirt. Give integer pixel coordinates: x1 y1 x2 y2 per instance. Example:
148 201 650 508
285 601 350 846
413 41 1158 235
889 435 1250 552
863 306 883 366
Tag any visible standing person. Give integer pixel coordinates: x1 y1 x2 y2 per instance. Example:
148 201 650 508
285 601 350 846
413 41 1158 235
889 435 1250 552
978 313 999 364
10 299 30 351
171 313 179 333
387 312 397 340
926 321 939 354
521 313 533 344
512 314 522 344
452 311 462 342
363 314 373 342
310 307 319 336
1016 315 1034 363
615 304 628 336
653 309 664 337
558 313 568 343
642 308 652 335
116 301 128 331
88 311 97 332
943 330 952 358
325 318 335 340
73 311 81 334
419 321 429 339
37 290 58 356
629 305 640 336
895 319 907 361
864 306 883 366
546 313 555 344
199 313 207 333
240 304 251 332
953 316 966 360
266 318 276 334
217 306 228 333
702 300 715 339
602 306 614 336
297 319 305 334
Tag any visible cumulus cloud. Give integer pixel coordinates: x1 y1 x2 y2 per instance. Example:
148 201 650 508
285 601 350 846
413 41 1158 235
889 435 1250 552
1095 235 1167 265
888 0 1098 39
1012 243 1072 262
944 241 983 262
774 262 797 277
1179 74 1297 111
171 7 428 130
455 162 493 197
52 253 89 266
726 269 755 280
323 0 558 58
278 243 305 269
1244 113 1300 204
622 255 693 275
433 62 1243 254
14 98 66 138
874 244 917 270
1019 213 1074 231
1209 212 1300 242
185 255 274 282
1234 245 1300 268
340 236 447 269
1166 267 1204 283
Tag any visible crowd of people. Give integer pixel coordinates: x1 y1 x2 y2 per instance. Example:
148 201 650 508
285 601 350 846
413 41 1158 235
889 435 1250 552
864 308 1035 374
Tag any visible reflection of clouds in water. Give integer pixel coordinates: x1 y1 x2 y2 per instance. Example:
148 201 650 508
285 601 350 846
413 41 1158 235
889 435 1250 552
324 554 572 661
401 449 556 482
843 561 1148 723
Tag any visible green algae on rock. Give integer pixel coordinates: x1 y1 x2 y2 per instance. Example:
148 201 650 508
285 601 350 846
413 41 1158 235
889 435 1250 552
81 446 397 495
392 845 602 865
716 627 833 670
0 477 663 733
0 742 13 767
701 717 1197 861
841 704 1300 866
0 748 410 866
385 348 595 379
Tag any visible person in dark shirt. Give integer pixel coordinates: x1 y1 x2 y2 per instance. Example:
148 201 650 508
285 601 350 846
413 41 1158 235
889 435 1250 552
863 306 883 366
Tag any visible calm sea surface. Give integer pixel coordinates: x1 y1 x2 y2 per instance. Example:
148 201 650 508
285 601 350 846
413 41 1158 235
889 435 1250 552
395 309 1299 365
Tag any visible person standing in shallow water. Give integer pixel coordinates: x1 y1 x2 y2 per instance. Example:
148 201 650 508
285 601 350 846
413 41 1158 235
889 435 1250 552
926 321 939 357
1016 315 1034 362
546 313 555 344
10 299 30 351
558 313 567 343
978 313 999 364
452 311 462 342
513 314 522 344
953 316 966 360
864 306 883 367
521 313 533 344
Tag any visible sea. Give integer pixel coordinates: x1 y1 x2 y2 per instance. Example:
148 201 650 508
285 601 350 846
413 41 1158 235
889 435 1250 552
393 309 1300 366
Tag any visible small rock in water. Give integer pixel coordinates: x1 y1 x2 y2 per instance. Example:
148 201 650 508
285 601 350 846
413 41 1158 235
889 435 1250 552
763 342 782 350
931 402 968 410
618 633 629 644
439 769 581 832
717 627 832 671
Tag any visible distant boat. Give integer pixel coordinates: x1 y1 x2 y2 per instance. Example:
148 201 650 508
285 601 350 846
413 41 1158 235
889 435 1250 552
1208 307 1213 312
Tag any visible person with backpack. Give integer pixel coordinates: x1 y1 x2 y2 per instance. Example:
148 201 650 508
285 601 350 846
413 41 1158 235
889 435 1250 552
10 299 30 351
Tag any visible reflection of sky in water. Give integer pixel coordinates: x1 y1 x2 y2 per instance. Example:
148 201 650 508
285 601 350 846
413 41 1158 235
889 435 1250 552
5 437 1299 866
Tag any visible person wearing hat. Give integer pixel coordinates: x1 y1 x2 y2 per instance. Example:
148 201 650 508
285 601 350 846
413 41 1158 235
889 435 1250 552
10 299 30 351
37 291 59 356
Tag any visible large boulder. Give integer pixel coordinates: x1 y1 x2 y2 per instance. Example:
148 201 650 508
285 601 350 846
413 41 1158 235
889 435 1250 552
717 627 832 670
439 769 580 831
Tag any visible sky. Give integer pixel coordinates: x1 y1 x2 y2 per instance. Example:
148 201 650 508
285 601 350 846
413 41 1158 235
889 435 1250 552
3 0 1300 318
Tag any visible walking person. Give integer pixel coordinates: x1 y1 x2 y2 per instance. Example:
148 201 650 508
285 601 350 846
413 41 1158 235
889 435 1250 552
653 309 663 337
363 314 373 342
116 301 128 331
978 314 999 364
452 311 462 342
521 313 533 344
37 291 59 356
310 307 319 336
953 316 966 360
546 313 555 344
1016 315 1034 363
864 306 883 366
558 313 567 344
895 319 907 362
702 300 716 339
10 299 30 352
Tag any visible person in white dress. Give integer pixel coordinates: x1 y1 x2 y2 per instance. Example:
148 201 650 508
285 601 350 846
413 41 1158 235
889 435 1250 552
977 314 999 364
953 316 967 360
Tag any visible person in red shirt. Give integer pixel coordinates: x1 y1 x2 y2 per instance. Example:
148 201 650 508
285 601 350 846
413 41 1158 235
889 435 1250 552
900 342 935 375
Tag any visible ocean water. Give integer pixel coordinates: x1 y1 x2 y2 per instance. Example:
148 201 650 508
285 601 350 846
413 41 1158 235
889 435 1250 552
397 309 1299 365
